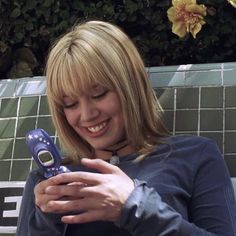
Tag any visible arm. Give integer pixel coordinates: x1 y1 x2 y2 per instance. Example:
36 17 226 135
16 170 67 236
116 179 217 235
116 140 236 236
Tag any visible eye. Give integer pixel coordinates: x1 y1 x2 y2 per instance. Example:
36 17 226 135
63 102 78 109
90 85 109 99
92 90 108 99
63 98 78 109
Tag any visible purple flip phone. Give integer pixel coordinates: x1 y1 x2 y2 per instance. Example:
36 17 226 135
25 128 70 178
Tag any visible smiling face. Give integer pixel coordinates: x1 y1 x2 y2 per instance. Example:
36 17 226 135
63 84 126 152
46 21 161 161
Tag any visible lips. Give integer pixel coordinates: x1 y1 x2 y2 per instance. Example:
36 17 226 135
83 120 109 138
87 122 107 133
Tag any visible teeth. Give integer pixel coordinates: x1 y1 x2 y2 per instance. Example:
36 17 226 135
87 122 106 133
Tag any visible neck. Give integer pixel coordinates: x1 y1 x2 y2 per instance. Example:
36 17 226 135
94 140 136 161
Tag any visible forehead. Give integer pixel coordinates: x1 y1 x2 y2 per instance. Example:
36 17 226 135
51 53 117 105
62 83 105 98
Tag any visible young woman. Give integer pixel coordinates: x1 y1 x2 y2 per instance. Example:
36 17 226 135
17 20 236 236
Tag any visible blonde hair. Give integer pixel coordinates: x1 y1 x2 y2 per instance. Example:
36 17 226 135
46 20 168 163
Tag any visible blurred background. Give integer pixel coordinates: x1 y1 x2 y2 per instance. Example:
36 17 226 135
0 0 236 80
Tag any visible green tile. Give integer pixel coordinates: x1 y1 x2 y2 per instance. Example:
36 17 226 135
0 98 19 118
162 110 174 132
225 132 236 153
13 138 31 159
201 87 223 108
188 63 222 71
199 132 223 153
16 117 36 137
0 80 17 98
223 70 236 85
224 155 236 177
176 88 199 109
223 62 236 69
0 139 13 160
150 71 185 88
185 71 221 86
0 161 11 180
11 160 31 181
175 110 198 131
225 87 236 107
39 95 50 115
15 78 46 96
19 96 39 116
155 88 175 110
0 119 16 138
0 234 15 236
225 109 236 130
200 110 223 131
148 65 179 73
37 116 55 135
175 131 198 135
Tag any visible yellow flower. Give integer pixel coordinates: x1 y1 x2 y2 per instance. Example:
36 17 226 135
167 0 207 38
228 0 236 8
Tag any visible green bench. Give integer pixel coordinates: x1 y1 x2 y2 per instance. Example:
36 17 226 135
0 62 236 235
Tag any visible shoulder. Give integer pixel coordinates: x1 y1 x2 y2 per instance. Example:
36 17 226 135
152 135 223 167
168 134 215 149
165 135 220 157
152 135 228 186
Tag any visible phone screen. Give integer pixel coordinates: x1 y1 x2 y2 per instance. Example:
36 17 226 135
38 150 55 166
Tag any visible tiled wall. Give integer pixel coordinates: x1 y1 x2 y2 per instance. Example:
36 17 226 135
149 62 236 176
0 62 236 235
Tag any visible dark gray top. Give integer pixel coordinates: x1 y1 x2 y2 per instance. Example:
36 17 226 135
16 135 236 235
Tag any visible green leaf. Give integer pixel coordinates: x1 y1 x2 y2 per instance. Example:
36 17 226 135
15 32 24 41
10 8 21 18
96 1 103 8
24 0 37 10
0 41 8 53
25 23 34 31
119 12 127 21
43 0 54 8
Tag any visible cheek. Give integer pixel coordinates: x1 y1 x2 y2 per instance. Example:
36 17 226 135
63 110 77 126
105 94 123 114
108 101 124 126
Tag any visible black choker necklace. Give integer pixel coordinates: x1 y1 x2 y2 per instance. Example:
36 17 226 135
103 142 129 165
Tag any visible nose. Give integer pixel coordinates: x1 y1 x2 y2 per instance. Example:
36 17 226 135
79 100 99 122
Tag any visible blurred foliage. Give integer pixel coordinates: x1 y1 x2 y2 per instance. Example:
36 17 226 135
0 0 236 79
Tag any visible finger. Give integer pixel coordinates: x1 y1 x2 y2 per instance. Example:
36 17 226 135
49 171 103 186
35 193 60 209
45 184 85 197
81 158 120 174
61 210 106 224
35 177 66 194
77 185 107 198
45 183 104 199
46 197 99 213
34 179 53 194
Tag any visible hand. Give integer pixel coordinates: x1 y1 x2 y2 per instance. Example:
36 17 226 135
34 171 86 213
43 158 134 224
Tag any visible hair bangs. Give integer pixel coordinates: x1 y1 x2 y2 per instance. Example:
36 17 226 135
50 52 106 108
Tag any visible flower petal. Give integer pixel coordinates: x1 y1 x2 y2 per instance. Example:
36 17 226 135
190 22 205 38
172 0 196 6
186 4 207 15
167 0 207 38
172 22 188 38
167 8 178 21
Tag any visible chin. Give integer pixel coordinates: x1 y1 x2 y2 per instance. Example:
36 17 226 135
89 142 108 150
90 140 116 151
